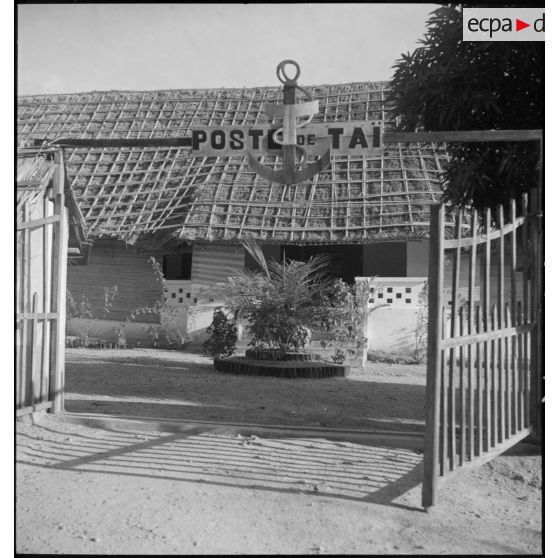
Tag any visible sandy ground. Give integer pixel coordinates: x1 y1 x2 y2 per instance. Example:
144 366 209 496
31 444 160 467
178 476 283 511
15 348 542 555
63 348 427 431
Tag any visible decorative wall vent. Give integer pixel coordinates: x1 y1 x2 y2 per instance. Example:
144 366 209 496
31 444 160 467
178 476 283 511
356 277 427 309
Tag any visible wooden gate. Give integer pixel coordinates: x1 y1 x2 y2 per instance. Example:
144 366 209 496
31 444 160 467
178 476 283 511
422 186 542 508
16 151 69 416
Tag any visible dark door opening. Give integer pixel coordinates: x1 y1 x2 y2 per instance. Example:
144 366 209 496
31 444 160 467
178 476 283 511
281 244 363 284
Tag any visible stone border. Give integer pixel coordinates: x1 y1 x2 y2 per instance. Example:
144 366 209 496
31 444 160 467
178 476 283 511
244 349 320 362
214 357 348 379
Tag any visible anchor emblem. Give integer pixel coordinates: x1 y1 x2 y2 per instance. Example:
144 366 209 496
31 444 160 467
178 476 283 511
247 60 331 185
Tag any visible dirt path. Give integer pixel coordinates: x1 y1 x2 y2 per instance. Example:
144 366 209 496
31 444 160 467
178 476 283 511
64 348 427 431
16 415 541 555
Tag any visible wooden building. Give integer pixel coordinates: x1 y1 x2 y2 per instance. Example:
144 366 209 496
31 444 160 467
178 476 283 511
18 81 450 346
16 150 87 415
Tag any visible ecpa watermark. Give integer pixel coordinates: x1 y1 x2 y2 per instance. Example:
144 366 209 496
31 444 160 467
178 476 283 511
463 8 544 41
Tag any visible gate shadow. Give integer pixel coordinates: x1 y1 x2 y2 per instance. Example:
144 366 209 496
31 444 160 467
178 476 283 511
17 421 424 512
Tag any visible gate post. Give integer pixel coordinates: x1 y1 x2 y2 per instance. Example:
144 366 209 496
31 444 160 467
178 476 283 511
530 143 543 440
422 203 445 509
49 150 68 413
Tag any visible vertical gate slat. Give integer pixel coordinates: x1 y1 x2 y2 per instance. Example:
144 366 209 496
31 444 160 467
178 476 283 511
489 305 496 447
468 210 478 459
497 206 505 443
509 200 518 434
493 303 501 444
17 230 22 407
441 304 447 476
23 216 32 407
30 293 40 405
482 313 489 452
525 314 531 429
517 300 524 430
441 344 446 476
448 211 462 470
504 303 512 439
459 310 465 464
511 307 518 435
41 197 52 404
521 194 530 429
19 207 30 408
422 204 445 509
467 310 474 458
484 208 494 447
475 307 483 454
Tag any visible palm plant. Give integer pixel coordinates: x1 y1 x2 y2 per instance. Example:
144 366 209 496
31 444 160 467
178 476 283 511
222 240 334 354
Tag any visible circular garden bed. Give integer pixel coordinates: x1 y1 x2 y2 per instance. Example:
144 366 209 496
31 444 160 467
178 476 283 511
214 355 348 379
244 348 319 362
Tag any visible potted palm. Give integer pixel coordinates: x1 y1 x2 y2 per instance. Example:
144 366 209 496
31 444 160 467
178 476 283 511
213 241 349 378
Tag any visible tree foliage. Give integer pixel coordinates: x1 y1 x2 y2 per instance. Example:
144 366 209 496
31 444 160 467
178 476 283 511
389 4 543 209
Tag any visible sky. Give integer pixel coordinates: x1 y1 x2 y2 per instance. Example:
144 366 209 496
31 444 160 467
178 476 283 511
17 3 437 94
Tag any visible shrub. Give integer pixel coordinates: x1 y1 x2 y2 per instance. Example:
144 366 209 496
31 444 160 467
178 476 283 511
367 350 421 365
111 321 128 349
146 325 162 348
313 278 374 360
331 348 346 364
223 241 333 354
66 286 119 347
410 280 429 364
203 308 238 358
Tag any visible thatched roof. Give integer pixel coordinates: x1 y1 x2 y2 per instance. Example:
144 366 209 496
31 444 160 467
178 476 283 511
17 82 449 245
16 153 56 215
17 150 88 258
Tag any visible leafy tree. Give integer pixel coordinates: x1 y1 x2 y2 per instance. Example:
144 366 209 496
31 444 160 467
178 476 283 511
389 4 543 209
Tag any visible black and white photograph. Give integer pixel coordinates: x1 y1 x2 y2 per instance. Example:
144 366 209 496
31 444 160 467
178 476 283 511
15 2 545 555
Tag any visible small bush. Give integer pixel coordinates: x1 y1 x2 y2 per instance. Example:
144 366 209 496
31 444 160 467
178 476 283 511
203 309 238 358
67 286 120 347
331 348 346 364
367 350 424 365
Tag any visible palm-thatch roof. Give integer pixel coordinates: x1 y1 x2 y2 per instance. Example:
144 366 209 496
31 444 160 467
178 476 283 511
17 82 449 245
17 150 88 258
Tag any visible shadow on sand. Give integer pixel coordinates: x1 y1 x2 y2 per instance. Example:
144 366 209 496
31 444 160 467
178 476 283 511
17 420 425 512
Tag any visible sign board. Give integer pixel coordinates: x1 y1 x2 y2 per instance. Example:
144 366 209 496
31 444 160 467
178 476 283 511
190 121 383 157
190 60 386 184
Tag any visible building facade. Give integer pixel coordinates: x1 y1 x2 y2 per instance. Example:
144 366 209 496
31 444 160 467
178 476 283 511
18 81 449 352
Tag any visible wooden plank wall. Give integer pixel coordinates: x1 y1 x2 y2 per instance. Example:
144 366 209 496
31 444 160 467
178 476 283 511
67 239 162 323
191 243 246 295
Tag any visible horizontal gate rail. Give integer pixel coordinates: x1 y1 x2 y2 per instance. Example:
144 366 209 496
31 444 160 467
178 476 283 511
443 217 526 249
17 214 62 231
440 324 534 349
17 313 59 321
